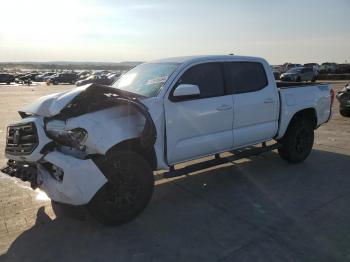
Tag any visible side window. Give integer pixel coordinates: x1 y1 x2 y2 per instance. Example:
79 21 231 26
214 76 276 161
177 63 224 98
225 62 268 94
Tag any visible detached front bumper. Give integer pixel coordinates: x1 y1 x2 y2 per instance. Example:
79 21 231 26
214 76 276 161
2 151 107 205
38 151 107 205
1 160 38 188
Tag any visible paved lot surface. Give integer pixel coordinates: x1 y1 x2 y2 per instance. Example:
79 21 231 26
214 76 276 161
0 81 349 261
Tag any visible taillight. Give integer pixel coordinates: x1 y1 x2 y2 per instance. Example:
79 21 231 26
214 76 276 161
330 88 335 107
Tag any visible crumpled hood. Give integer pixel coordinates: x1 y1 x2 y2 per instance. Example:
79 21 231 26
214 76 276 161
20 84 93 117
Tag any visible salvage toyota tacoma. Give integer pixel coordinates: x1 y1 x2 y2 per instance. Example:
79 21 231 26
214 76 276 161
1 55 334 225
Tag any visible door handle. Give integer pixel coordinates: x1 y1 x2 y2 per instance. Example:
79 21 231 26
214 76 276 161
264 98 274 104
216 104 232 111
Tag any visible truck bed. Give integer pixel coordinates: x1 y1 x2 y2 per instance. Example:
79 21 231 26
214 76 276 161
276 82 332 139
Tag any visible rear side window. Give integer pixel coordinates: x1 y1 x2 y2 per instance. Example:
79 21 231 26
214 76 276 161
225 62 268 94
177 63 224 98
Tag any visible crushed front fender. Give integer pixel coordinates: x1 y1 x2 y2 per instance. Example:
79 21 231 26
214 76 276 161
37 151 107 205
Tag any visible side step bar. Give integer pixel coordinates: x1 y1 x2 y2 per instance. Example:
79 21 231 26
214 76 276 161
163 142 280 178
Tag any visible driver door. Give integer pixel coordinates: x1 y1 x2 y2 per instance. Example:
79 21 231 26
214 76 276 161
164 62 234 164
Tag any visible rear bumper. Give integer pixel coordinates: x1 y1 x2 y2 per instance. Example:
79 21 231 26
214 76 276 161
2 151 107 206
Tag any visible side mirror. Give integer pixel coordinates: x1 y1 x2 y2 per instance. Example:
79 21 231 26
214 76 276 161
172 84 200 100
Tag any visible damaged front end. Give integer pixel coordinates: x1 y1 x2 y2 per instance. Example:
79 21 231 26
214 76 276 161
1 160 38 189
1 83 157 205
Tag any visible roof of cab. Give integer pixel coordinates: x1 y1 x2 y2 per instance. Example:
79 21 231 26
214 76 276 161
150 55 267 65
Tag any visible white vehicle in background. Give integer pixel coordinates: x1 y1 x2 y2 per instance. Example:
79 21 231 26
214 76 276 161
2 55 334 226
280 67 317 82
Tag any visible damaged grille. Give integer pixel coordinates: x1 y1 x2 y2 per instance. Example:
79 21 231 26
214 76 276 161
5 122 38 155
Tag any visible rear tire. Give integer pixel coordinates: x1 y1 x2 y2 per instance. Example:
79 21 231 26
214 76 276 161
278 117 314 163
296 76 301 82
88 151 154 226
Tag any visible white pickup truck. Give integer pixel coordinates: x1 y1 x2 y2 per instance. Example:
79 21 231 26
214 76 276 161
2 55 334 225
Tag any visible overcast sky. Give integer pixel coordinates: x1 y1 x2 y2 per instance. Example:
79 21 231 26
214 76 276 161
0 0 349 64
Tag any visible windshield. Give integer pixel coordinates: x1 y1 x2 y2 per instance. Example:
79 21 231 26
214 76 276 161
112 62 179 97
287 68 301 74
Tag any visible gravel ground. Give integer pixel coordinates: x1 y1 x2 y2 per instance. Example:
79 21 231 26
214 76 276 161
0 81 349 262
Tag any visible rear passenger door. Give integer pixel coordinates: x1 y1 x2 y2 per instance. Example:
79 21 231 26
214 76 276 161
164 62 234 164
224 62 279 148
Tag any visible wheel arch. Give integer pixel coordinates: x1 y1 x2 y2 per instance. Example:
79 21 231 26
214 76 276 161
291 108 317 129
105 138 157 170
277 107 317 139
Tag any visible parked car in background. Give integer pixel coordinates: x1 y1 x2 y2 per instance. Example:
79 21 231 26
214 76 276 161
320 63 337 73
35 72 56 82
16 74 33 85
76 73 121 86
0 73 15 84
282 63 302 73
304 63 320 72
14 73 27 82
93 70 110 76
76 75 108 86
48 73 78 85
280 67 316 82
77 71 92 80
336 83 350 117
29 73 41 81
335 64 350 74
304 63 320 78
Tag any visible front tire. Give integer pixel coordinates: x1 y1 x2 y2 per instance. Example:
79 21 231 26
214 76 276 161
278 117 314 163
88 151 154 226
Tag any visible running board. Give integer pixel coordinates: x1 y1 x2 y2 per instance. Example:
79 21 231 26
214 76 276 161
163 143 280 178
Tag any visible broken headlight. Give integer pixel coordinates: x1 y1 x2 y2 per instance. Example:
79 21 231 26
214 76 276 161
45 120 87 148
